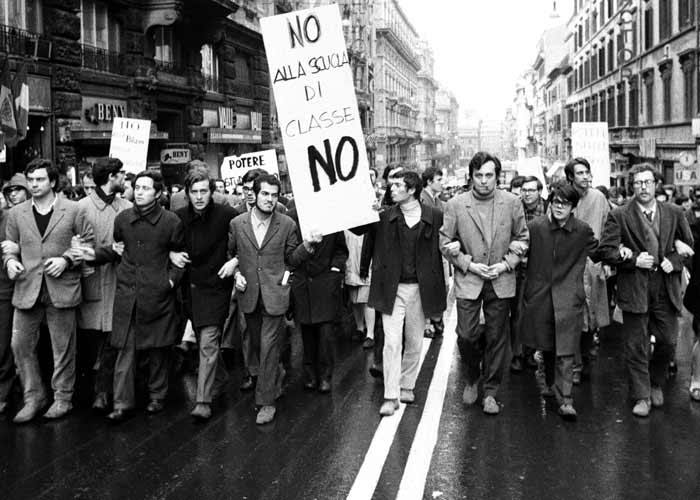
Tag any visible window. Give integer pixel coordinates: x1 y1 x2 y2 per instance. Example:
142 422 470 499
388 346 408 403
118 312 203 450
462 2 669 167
234 54 250 84
607 87 615 128
682 57 694 120
599 45 606 76
659 0 672 41
80 0 119 51
0 0 42 32
585 98 591 121
629 77 639 126
154 26 173 63
607 0 614 18
201 44 219 92
592 52 598 81
660 64 672 122
607 36 614 71
644 70 654 124
617 83 626 127
644 6 654 50
680 0 695 30
592 96 598 121
599 90 607 122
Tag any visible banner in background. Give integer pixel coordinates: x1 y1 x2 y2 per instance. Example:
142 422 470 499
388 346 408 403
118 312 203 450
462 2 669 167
261 4 378 237
571 122 611 188
220 149 279 190
109 118 151 173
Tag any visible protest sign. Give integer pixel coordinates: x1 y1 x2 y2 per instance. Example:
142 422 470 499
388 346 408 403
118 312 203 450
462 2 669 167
571 122 611 187
261 4 378 238
674 164 700 186
220 149 279 190
109 117 151 174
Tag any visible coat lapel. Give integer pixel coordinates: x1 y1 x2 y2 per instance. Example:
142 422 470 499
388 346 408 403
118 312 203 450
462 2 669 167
42 198 66 241
658 202 673 250
242 211 260 250
491 191 505 242
260 213 281 250
20 201 41 240
464 191 487 240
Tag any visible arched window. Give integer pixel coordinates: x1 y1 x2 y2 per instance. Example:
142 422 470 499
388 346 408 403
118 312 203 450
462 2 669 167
201 44 220 92
0 0 42 32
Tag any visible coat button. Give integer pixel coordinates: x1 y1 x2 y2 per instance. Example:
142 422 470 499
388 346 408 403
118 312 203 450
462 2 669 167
258 267 262 271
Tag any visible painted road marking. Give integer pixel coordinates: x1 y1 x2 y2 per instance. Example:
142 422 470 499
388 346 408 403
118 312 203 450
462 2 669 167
346 336 433 500
395 306 458 500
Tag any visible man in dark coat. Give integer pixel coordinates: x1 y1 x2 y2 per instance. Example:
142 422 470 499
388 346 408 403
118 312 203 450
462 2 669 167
288 208 348 393
353 171 446 416
681 203 700 401
173 169 238 419
97 171 185 421
599 163 693 417
522 181 598 421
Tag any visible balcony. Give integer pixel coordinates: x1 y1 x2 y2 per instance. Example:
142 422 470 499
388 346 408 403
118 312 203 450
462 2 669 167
202 72 222 93
155 58 186 75
0 24 51 58
81 44 124 74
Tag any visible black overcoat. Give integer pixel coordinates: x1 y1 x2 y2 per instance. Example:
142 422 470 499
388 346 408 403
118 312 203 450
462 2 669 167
521 215 598 356
176 202 237 329
683 211 700 316
110 204 185 349
352 203 446 316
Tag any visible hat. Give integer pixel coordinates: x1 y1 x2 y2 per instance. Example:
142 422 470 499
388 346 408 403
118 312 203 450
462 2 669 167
2 173 29 195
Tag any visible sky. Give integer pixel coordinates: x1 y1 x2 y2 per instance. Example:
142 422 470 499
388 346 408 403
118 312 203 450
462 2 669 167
399 0 574 125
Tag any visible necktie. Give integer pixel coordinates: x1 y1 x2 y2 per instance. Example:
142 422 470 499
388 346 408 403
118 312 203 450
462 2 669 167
644 210 653 222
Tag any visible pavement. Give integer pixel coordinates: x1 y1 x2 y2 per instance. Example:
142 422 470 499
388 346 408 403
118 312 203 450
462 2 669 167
2 300 700 500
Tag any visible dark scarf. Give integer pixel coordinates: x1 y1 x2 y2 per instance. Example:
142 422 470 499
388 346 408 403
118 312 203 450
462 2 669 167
95 185 116 205
134 199 158 219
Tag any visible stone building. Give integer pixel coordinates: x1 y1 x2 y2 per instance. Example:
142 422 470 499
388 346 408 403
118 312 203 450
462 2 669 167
0 0 271 188
415 39 441 171
373 0 421 173
434 86 459 173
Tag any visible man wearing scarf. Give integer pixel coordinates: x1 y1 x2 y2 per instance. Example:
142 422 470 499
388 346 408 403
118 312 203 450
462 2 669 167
77 157 130 413
98 171 185 422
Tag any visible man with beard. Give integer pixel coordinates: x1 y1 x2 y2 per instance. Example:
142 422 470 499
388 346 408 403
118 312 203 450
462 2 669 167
77 157 131 413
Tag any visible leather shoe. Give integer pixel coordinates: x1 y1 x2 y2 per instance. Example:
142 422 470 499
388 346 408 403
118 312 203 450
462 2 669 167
432 318 445 335
369 364 383 378
13 399 47 424
462 383 478 405
44 400 72 420
510 356 523 373
379 399 399 416
107 408 131 423
650 386 664 407
691 388 700 401
318 380 331 393
400 389 415 404
240 375 256 392
632 399 651 417
482 395 500 415
362 337 375 349
256 405 276 425
423 327 436 339
146 399 164 414
0 401 7 415
557 403 577 421
92 392 110 413
351 329 365 342
303 379 317 391
191 403 212 420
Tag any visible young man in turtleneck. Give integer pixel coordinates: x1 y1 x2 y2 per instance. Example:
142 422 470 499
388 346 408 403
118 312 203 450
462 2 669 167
353 170 446 416
440 152 529 416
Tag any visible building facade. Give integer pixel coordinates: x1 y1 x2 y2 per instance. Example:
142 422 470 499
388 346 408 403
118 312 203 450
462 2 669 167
415 39 441 170
434 86 459 174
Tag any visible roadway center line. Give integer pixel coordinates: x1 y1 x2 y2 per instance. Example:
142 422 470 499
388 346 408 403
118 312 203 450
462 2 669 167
346 336 433 500
395 305 458 500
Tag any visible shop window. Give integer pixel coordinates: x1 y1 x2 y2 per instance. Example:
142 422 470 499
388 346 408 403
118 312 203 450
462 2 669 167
201 44 220 92
80 0 120 52
0 0 42 32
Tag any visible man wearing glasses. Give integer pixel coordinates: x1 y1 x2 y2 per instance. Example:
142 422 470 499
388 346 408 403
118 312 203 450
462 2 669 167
599 163 693 417
565 157 610 384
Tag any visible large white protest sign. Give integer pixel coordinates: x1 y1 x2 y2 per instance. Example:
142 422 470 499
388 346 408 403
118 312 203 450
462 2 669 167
109 117 151 174
261 4 378 237
220 149 279 190
571 122 611 187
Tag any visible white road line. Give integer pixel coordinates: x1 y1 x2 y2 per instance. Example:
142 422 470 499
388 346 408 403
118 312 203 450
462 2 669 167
346 337 433 500
395 306 458 500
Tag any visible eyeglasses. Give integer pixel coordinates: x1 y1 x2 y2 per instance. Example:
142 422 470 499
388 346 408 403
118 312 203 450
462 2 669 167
520 188 539 194
551 198 572 207
632 179 655 188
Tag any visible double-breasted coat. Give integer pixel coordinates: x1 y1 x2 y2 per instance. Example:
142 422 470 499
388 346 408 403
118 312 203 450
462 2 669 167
109 204 185 349
288 209 348 324
522 215 599 356
78 191 132 332
175 201 237 329
353 203 446 316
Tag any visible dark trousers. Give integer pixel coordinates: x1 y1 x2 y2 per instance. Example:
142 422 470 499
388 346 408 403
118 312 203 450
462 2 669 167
244 300 285 406
543 351 575 405
622 272 677 401
113 316 169 410
0 299 15 403
456 281 510 398
301 322 335 383
509 268 526 358
77 329 118 396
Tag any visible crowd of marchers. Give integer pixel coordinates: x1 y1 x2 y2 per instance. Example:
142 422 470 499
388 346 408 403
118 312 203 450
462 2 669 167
1 152 700 427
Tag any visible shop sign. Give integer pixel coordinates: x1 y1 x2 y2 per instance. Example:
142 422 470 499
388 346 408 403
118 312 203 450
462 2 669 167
82 97 129 130
160 148 190 164
261 4 378 238
674 163 700 186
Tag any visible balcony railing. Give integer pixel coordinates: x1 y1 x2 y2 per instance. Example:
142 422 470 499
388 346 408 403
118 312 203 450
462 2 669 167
81 44 124 73
202 71 222 93
0 23 51 58
155 58 186 74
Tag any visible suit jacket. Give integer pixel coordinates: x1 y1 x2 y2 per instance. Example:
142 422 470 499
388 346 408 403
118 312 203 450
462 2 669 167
598 200 693 314
3 196 94 309
420 189 444 212
228 210 311 316
352 203 447 316
440 189 529 300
